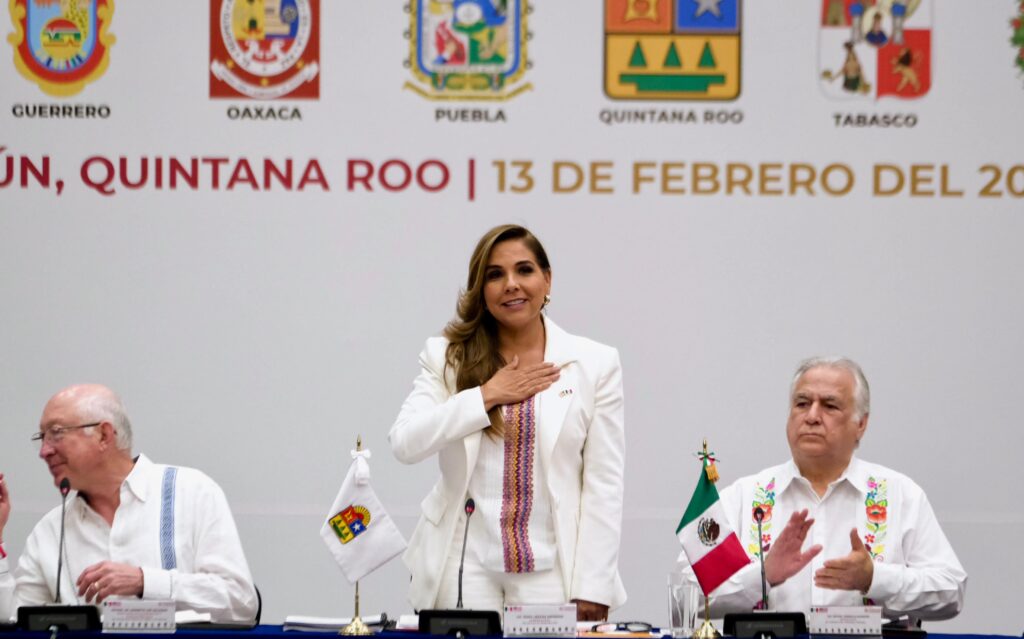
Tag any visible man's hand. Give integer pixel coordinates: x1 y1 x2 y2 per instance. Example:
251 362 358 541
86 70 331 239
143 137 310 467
572 599 609 622
763 509 823 587
0 473 10 541
814 528 874 593
76 561 144 603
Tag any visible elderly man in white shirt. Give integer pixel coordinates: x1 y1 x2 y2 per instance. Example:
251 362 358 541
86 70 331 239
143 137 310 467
0 384 258 623
679 357 966 622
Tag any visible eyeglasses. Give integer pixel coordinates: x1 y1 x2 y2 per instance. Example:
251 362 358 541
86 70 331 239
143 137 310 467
31 423 101 446
591 622 653 633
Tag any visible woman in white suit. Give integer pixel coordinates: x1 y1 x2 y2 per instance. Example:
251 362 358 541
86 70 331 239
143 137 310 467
390 224 626 621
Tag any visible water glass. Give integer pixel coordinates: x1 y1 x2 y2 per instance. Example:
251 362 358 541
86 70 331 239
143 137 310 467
667 572 701 638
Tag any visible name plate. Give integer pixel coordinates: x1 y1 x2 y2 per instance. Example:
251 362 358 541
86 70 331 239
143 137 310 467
809 606 882 635
102 599 176 633
504 604 576 637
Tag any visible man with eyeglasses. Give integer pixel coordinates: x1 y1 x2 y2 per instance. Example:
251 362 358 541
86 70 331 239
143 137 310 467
0 384 258 623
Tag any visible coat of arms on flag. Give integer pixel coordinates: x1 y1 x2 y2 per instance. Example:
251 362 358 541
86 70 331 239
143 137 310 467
404 0 532 101
605 0 741 100
329 505 371 544
676 441 750 596
8 0 115 97
320 446 407 584
819 0 932 100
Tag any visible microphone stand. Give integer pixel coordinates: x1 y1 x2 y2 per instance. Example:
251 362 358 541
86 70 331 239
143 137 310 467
416 497 499 637
755 508 768 610
456 499 474 609
54 479 70 604
722 507 807 638
17 478 101 632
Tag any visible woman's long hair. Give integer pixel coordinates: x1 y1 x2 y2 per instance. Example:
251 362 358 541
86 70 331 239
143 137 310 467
444 224 551 437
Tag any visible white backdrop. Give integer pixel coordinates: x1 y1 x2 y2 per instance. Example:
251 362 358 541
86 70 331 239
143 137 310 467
1 0 1022 634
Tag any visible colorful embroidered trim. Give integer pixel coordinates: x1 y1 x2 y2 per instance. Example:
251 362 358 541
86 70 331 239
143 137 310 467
864 476 888 561
160 466 178 570
500 396 537 573
748 478 776 557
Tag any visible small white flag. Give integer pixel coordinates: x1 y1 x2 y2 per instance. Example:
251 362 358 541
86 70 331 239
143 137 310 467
319 448 407 584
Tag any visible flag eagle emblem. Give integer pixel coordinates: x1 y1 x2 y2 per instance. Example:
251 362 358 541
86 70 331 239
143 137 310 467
697 516 721 546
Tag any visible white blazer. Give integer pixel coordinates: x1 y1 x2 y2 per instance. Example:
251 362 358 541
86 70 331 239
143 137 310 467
389 317 627 611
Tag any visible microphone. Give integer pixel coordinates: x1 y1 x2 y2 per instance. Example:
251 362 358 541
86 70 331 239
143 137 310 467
415 497 498 637
15 478 101 630
456 498 475 610
722 509 807 638
55 478 70 604
753 507 768 611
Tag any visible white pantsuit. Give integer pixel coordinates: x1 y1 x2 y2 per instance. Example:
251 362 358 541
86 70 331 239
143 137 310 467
389 317 627 611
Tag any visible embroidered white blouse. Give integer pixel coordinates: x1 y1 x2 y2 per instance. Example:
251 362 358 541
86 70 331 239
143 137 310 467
467 396 556 574
0 455 258 623
677 457 966 620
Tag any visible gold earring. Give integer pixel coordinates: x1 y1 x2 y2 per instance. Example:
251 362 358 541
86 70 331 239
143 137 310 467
544 294 551 306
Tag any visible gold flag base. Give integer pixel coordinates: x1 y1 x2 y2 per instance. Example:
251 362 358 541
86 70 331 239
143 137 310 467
693 618 720 639
340 617 373 636
692 596 720 639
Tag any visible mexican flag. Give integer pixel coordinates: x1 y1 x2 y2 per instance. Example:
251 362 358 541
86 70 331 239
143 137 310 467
676 463 750 595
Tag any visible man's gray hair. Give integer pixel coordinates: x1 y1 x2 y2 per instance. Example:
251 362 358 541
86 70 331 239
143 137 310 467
77 390 133 451
791 356 871 421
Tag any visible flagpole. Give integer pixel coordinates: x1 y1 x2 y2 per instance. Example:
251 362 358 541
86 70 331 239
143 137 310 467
692 440 721 639
693 594 719 639
341 436 373 636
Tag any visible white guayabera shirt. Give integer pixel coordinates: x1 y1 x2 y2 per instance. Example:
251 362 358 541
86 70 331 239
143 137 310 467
0 454 258 623
677 457 966 621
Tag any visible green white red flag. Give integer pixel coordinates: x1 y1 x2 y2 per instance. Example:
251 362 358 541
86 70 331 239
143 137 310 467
676 450 750 595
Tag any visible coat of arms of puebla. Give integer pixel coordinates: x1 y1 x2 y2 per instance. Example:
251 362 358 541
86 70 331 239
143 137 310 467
819 0 932 100
8 0 115 97
404 0 532 101
605 0 741 101
209 0 320 100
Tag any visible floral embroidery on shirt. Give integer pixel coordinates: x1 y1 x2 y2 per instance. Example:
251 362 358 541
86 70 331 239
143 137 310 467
748 478 775 557
864 476 888 561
